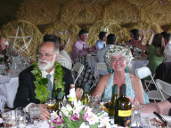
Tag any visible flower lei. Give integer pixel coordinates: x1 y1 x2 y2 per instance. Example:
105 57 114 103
31 62 64 103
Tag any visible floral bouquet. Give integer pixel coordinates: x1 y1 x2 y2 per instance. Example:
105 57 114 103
50 101 111 128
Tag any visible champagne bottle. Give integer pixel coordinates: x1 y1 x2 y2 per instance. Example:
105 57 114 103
81 84 90 105
115 84 132 127
108 84 118 117
56 88 64 110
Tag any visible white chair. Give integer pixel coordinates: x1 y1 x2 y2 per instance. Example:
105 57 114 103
0 95 6 112
94 62 108 78
155 79 171 101
135 66 163 102
72 63 84 85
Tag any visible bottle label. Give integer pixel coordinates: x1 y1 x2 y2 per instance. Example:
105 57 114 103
118 110 132 117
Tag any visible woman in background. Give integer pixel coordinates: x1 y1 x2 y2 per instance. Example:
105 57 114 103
147 33 164 74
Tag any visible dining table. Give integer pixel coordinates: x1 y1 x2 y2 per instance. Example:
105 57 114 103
0 75 19 109
1 109 171 128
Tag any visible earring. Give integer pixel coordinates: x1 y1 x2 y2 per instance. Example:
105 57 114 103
125 67 129 73
108 68 114 73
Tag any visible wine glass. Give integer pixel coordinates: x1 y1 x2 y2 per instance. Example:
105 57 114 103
89 95 101 109
15 108 27 128
131 99 143 127
2 110 16 127
45 98 56 113
28 104 40 123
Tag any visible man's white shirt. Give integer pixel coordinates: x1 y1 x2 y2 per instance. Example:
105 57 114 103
41 69 55 86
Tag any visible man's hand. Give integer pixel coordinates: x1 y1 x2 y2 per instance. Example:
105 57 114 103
38 104 50 120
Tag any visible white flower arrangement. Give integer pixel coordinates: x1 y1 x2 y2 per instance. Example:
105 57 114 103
50 101 111 128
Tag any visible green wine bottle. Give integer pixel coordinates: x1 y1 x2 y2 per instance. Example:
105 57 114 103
115 84 132 127
108 84 118 117
56 88 64 110
81 83 91 105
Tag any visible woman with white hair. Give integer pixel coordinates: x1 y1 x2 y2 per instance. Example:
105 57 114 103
92 45 149 104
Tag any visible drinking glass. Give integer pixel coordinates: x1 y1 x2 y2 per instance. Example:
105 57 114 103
28 104 40 123
45 98 56 113
130 99 142 127
131 109 142 128
89 95 101 109
2 110 16 127
15 108 27 128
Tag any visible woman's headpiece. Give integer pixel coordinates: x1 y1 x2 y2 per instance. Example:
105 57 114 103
105 45 133 66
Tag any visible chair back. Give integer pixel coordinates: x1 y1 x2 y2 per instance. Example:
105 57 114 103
95 62 108 77
135 66 152 79
135 66 164 102
72 63 84 84
156 79 171 99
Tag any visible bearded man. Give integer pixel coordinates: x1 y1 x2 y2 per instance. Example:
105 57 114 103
14 36 74 119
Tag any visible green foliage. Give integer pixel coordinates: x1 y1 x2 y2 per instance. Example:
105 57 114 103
31 62 65 103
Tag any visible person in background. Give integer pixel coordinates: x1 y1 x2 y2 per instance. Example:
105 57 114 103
0 36 9 66
161 31 171 46
155 32 171 82
128 29 147 57
164 33 171 62
97 33 116 62
0 36 9 52
95 31 107 50
43 34 72 70
155 62 171 84
14 37 74 119
71 29 90 62
0 36 31 74
92 45 149 104
147 33 164 74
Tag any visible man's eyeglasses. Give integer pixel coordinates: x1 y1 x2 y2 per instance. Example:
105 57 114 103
37 52 54 58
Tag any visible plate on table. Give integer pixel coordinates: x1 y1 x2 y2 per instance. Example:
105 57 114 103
141 112 171 127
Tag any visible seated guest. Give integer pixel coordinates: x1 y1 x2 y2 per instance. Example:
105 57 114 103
128 29 147 57
43 34 72 70
0 36 9 67
0 36 30 73
0 36 9 52
95 31 107 50
161 31 170 46
14 38 74 119
155 62 171 84
92 45 149 104
141 97 171 115
97 33 116 62
164 33 171 62
71 29 89 62
147 33 164 74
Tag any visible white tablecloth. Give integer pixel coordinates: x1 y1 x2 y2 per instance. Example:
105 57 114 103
0 75 18 108
26 120 49 128
129 58 149 74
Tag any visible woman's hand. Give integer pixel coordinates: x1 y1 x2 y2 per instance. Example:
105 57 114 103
38 104 50 120
75 88 83 100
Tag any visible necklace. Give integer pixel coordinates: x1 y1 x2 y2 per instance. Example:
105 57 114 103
31 62 64 103
114 72 125 87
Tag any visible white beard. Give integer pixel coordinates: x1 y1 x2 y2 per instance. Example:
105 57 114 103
38 57 56 71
